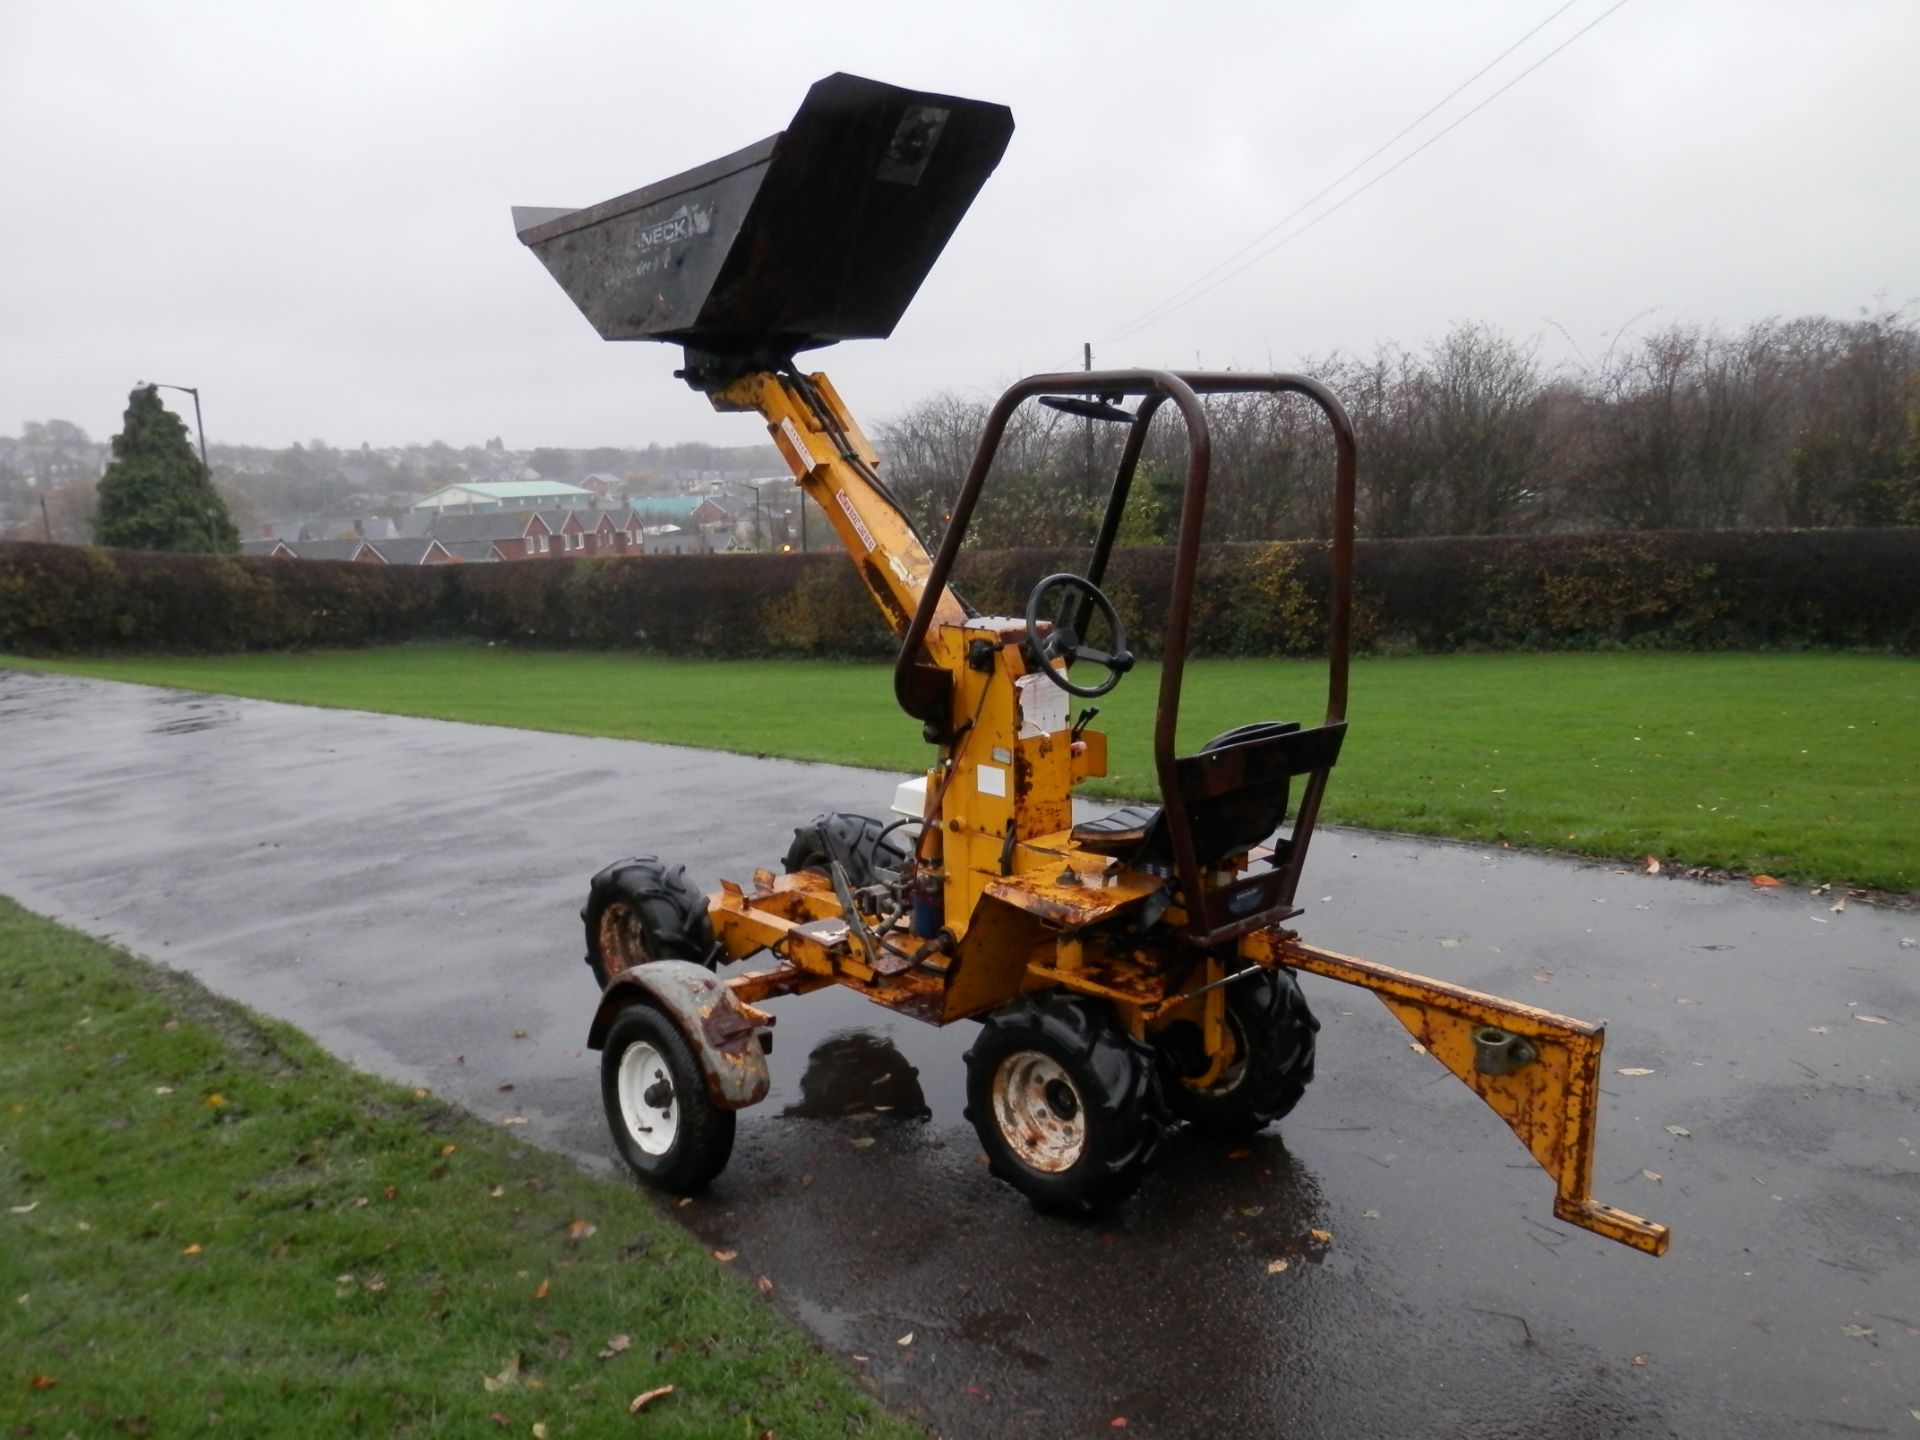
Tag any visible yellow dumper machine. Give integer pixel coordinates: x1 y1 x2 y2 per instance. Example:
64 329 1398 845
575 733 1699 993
516 73 1667 1254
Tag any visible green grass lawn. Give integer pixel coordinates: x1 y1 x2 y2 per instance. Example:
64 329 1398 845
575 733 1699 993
7 645 1916 893
0 896 913 1439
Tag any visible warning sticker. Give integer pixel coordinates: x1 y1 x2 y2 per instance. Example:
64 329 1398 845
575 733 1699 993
779 417 816 472
835 490 877 552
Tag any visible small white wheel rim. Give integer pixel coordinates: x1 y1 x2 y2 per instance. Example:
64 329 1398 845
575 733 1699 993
992 1051 1086 1173
617 1041 679 1156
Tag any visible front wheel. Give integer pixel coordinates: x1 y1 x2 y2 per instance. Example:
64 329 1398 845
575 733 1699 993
963 995 1166 1217
601 1004 735 1193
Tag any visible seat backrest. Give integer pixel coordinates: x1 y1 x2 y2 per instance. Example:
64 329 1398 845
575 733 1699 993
1173 721 1346 866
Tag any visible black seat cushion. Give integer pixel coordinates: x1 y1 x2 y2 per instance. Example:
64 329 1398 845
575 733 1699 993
1069 804 1163 858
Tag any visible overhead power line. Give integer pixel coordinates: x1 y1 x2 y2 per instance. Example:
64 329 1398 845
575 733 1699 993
1096 0 1634 352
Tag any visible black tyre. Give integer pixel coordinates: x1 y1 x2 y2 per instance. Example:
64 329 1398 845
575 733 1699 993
1160 967 1319 1138
963 994 1167 1217
782 812 912 887
581 857 718 988
600 1003 736 1193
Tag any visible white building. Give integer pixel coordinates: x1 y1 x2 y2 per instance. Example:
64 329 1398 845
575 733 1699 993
411 480 595 514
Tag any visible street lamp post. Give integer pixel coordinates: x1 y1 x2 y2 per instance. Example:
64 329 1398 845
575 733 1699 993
144 382 218 546
147 382 209 479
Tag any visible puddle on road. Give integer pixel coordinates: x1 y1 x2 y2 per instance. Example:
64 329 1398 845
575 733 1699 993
743 973 974 1125
780 1027 933 1122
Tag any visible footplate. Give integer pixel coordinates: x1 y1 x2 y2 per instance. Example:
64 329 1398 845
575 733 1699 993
1244 931 1670 1256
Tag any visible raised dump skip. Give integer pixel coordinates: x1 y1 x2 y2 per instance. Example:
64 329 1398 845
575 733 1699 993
514 72 1014 377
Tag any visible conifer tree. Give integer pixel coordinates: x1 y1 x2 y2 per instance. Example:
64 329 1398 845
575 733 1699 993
93 385 238 552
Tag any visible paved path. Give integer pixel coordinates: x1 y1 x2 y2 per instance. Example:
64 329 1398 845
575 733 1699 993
2 668 1914 1438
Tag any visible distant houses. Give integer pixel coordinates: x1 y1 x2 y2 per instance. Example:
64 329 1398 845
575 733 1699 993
239 500 729 564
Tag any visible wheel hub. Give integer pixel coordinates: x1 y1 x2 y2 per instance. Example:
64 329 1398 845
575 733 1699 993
616 1041 679 1156
992 1051 1087 1173
597 901 650 979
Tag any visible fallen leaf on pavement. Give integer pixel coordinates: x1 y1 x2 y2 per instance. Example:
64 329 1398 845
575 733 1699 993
1409 1042 1428 1055
1809 1026 1830 1034
1309 1228 1333 1244
1643 856 1661 875
1266 1259 1290 1274
1617 1067 1655 1077
757 1275 774 1294
1855 1014 1889 1025
1840 1323 1876 1343
1239 1205 1264 1218
898 1332 914 1346
1665 1125 1691 1138
512 1029 529 1039
850 1137 875 1149
1630 1353 1649 1367
1751 875 1782 888
1641 1169 1662 1183
501 1116 528 1126
1362 1209 1381 1219
1830 898 1846 913
628 1385 674 1414
1227 1148 1251 1160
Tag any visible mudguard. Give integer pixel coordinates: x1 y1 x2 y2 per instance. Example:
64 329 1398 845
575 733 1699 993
586 960 773 1110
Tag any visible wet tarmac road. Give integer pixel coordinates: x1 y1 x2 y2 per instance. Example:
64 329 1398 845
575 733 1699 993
1 668 1915 1438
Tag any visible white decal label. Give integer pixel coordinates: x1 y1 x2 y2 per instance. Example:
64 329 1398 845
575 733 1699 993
780 417 815 472
976 765 1007 798
835 490 877 552
1016 673 1070 739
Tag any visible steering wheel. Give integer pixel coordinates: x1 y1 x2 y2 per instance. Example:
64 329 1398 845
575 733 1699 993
1023 573 1134 698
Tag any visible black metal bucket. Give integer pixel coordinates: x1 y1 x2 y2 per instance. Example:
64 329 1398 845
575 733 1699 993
514 73 1013 370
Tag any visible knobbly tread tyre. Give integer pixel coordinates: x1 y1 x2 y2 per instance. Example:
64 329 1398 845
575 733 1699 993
600 1003 736 1193
782 812 912 888
580 856 718 988
962 993 1167 1217
1163 967 1319 1137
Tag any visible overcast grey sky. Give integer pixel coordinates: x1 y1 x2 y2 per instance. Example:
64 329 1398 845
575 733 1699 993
4 0 1915 450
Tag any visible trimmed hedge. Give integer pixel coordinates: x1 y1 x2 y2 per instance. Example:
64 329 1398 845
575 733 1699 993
2 529 1916 659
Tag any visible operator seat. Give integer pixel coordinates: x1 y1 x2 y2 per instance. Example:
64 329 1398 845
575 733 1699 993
1070 721 1303 868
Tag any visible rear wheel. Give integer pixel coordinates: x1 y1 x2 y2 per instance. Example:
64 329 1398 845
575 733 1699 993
1161 967 1318 1137
600 1004 735 1192
581 857 717 988
782 812 912 887
963 995 1166 1216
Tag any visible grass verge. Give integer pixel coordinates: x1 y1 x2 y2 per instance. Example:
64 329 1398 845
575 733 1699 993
5 646 1915 892
0 895 914 1439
